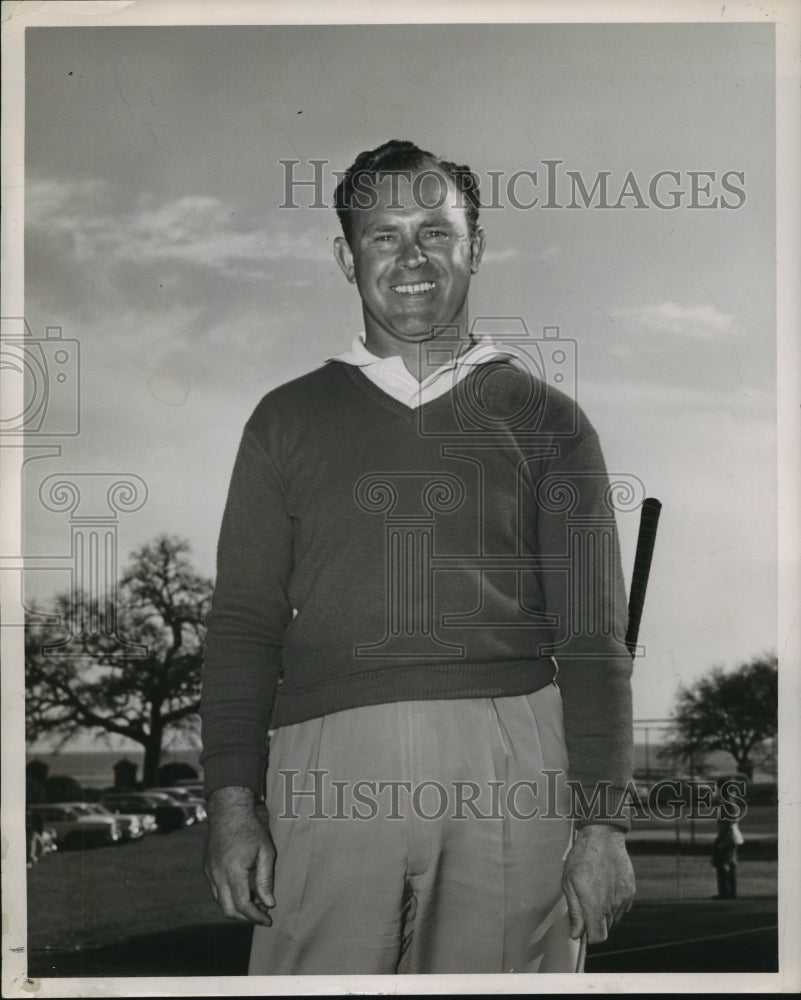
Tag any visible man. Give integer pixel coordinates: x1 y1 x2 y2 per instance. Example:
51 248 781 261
201 139 636 975
712 816 744 899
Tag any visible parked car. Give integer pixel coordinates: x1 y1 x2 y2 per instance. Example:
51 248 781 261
67 801 152 840
141 790 202 826
631 781 653 807
171 779 205 797
29 803 122 849
101 792 188 833
146 786 207 823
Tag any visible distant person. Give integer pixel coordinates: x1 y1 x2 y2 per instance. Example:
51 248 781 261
711 817 744 899
26 807 43 868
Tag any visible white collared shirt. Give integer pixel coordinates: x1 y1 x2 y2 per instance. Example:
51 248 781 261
326 331 508 409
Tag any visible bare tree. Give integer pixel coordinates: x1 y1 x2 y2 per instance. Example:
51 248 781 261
663 653 778 779
26 536 212 786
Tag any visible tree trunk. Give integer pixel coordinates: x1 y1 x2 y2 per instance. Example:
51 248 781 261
735 756 754 779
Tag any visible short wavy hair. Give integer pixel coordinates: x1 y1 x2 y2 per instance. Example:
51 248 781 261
334 139 481 246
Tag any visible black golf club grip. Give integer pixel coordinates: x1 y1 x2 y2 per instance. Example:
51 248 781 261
625 497 662 655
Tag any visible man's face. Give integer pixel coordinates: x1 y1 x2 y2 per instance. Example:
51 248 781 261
334 169 485 350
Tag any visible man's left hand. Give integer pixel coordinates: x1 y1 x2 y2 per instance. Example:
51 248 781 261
562 824 635 943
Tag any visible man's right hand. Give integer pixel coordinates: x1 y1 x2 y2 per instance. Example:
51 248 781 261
203 786 276 926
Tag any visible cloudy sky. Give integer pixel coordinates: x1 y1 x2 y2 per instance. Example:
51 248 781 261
19 20 777 728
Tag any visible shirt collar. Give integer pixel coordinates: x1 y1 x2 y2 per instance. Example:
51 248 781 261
326 331 505 382
325 331 383 368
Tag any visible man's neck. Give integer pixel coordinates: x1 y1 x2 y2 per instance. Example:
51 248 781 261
365 329 475 383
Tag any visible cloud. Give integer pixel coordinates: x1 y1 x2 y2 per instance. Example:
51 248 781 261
25 177 332 284
124 196 332 270
25 177 118 226
611 300 735 339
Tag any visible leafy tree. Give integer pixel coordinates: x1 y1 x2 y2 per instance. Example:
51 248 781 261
664 653 778 779
749 734 778 782
26 536 212 786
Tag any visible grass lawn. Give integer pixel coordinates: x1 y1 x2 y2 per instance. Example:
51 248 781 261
26 820 778 978
631 853 777 900
28 823 220 955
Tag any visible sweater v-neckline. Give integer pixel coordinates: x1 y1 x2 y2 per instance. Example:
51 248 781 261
336 361 474 422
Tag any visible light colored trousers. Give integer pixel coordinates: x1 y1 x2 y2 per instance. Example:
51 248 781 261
249 682 582 975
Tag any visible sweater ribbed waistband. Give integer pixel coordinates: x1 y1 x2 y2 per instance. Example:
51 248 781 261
273 657 558 728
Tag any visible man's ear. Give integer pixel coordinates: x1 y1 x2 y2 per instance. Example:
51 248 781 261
333 236 357 283
470 226 486 274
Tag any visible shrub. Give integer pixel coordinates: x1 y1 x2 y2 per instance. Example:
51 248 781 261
45 774 84 803
158 762 199 786
27 776 47 804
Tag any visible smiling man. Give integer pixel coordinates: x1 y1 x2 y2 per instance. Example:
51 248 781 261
201 139 636 975
332 161 484 373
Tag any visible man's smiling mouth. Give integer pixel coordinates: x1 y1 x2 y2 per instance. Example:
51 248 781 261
391 281 437 295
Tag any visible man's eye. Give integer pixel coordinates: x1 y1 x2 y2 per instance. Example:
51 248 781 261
423 230 448 239
373 233 396 242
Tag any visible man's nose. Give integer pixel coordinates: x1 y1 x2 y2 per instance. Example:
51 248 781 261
398 237 426 268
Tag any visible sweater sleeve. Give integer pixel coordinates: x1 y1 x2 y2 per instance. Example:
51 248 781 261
536 431 634 830
200 424 294 799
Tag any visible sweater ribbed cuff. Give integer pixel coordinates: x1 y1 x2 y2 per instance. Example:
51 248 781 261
202 751 267 801
571 783 632 832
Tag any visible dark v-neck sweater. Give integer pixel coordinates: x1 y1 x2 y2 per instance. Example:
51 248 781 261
201 360 634 819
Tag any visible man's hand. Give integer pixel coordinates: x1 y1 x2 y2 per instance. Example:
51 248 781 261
203 786 276 927
562 824 635 943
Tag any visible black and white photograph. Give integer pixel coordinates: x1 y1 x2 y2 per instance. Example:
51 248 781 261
1 0 799 995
